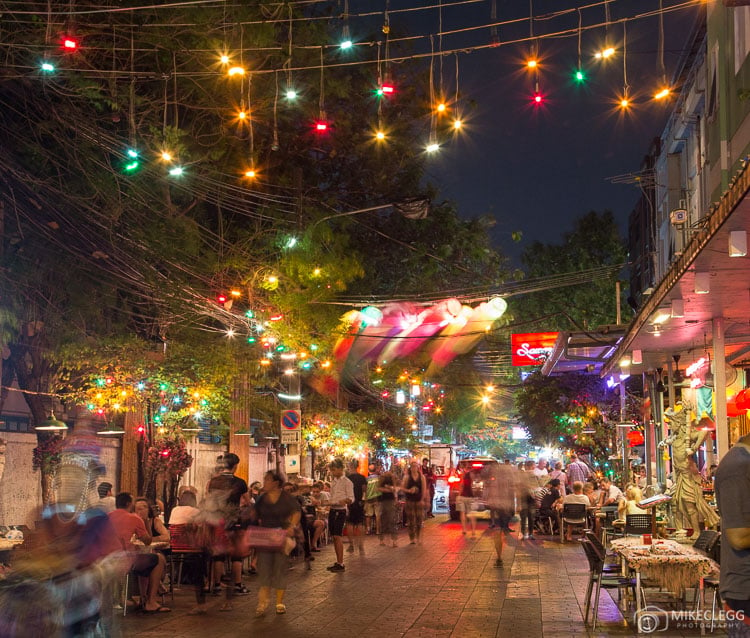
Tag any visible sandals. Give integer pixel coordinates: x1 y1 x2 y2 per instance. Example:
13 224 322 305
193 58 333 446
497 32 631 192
254 605 267 618
276 603 286 614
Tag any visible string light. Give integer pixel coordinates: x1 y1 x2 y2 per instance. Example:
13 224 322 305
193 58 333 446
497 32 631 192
40 61 55 72
653 87 670 100
453 119 462 130
286 89 297 100
594 47 615 60
244 168 256 178
160 151 173 162
526 58 538 69
228 66 245 77
436 102 446 113
375 130 386 141
340 40 353 50
62 37 78 51
426 142 439 153
168 166 184 176
219 54 230 64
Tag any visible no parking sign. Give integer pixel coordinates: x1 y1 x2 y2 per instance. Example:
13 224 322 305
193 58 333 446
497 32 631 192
280 409 301 443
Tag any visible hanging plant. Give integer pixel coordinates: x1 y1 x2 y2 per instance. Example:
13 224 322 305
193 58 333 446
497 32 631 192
32 435 64 475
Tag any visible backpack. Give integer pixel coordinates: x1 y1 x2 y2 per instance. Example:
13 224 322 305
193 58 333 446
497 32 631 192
365 475 382 501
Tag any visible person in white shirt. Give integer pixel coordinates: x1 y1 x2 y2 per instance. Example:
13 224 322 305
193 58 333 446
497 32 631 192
96 481 116 513
533 459 549 483
326 459 354 572
168 490 200 525
558 481 591 541
599 477 625 506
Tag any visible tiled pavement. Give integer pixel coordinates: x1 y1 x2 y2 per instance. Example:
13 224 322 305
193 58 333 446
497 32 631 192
118 517 726 638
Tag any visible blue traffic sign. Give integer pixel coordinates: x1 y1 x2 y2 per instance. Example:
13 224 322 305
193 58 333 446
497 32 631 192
281 409 301 430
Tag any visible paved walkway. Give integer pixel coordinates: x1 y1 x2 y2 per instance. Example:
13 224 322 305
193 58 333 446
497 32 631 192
118 516 725 638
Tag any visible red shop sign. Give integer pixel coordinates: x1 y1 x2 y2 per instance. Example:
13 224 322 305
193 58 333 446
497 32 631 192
511 332 559 366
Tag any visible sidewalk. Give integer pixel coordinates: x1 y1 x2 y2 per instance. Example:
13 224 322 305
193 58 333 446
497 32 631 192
119 516 725 637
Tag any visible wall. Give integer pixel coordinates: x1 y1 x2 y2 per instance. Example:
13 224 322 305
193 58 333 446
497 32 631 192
0 433 42 528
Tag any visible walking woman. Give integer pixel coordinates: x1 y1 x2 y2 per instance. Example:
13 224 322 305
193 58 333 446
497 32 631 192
401 460 428 544
378 471 399 547
253 470 300 616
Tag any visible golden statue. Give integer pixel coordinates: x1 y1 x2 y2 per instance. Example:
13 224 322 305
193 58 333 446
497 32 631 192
662 401 719 538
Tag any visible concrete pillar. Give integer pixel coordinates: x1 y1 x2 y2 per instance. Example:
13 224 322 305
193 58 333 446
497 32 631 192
712 317 729 459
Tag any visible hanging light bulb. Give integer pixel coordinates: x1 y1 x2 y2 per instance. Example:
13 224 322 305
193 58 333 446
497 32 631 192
160 151 173 162
526 58 538 69
453 119 462 130
285 88 297 100
227 66 245 77
654 87 670 100
426 141 439 153
244 168 256 178
595 46 615 60
436 102 447 113
219 54 230 64
375 130 386 141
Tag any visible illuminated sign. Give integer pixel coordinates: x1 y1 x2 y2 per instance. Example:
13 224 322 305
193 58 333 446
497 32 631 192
511 332 559 366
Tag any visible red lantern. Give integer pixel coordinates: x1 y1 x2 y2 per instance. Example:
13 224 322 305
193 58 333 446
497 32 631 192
727 398 746 417
627 430 645 447
735 389 750 410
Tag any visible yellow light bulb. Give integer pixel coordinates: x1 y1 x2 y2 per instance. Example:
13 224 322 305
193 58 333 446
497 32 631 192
238 110 247 120
436 102 446 113
375 131 385 140
228 66 245 77
220 54 229 64
267 275 278 284
620 98 629 108
654 88 670 100
453 119 462 129
160 151 172 161
313 267 321 276
245 169 256 178
527 59 538 69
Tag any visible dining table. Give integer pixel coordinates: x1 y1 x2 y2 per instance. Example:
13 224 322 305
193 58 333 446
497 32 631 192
610 536 719 629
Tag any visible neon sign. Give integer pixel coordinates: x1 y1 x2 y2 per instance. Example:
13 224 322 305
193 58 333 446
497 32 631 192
511 332 559 366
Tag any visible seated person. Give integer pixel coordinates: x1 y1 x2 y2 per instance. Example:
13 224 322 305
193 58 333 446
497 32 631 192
536 479 562 533
108 492 170 613
599 477 625 507
168 490 200 525
308 481 329 550
134 497 170 543
559 481 590 540
617 485 648 520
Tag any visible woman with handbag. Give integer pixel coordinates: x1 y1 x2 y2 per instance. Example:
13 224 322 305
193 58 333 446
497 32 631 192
252 470 300 616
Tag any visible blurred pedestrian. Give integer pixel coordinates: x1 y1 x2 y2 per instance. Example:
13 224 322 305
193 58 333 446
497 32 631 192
422 459 436 518
346 459 367 555
402 460 428 544
253 471 300 615
378 471 399 547
485 463 517 567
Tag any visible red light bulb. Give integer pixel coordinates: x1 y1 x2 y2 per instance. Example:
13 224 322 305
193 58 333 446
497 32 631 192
315 121 328 132
62 37 78 50
533 93 543 104
380 84 395 95
217 294 227 303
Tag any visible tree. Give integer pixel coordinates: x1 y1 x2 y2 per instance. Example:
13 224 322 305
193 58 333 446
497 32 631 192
514 211 627 332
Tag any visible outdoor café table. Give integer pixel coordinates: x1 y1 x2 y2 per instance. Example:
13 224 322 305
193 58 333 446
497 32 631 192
610 537 719 620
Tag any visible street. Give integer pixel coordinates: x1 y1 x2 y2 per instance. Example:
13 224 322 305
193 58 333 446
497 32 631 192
119 516 721 638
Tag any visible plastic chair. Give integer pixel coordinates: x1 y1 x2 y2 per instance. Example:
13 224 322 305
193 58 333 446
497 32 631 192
581 539 638 630
692 530 719 554
584 530 620 573
600 506 621 546
560 503 587 542
624 514 652 536
168 524 205 598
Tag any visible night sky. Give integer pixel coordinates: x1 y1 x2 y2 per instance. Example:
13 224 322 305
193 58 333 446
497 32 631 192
381 0 703 264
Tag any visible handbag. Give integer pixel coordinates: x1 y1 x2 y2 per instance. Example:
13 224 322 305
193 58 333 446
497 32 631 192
245 526 287 551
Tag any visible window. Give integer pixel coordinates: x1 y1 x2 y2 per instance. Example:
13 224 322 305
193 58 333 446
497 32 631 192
734 7 750 73
0 415 31 433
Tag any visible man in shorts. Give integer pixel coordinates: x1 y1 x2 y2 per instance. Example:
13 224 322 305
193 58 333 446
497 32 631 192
326 459 354 572
346 459 368 555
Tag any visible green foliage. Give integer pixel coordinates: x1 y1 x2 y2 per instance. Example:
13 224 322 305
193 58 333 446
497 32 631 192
515 210 627 331
515 371 621 458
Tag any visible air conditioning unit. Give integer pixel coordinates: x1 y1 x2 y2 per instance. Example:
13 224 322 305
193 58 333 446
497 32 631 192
670 209 688 225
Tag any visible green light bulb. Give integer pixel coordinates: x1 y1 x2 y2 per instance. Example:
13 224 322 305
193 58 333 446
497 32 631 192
574 69 585 82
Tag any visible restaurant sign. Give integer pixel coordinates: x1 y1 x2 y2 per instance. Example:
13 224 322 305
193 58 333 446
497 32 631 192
511 332 559 366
